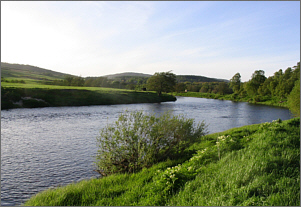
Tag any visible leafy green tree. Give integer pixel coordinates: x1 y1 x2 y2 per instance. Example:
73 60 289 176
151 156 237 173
292 62 300 80
126 83 136 90
147 71 176 96
71 76 85 86
111 81 120 88
245 70 266 97
199 82 209 93
216 82 231 95
258 76 272 96
229 73 241 93
175 83 186 93
287 80 300 116
64 75 74 86
187 82 200 92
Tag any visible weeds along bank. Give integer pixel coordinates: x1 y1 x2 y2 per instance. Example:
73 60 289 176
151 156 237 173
24 117 300 206
1 86 176 109
174 91 289 108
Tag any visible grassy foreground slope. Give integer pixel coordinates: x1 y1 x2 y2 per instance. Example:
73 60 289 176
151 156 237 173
24 118 300 206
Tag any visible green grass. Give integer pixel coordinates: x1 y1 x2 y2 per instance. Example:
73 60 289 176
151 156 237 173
1 64 68 81
1 82 133 90
1 84 176 109
173 92 288 108
24 118 300 206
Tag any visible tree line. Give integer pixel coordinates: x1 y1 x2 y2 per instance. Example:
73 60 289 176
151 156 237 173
49 76 148 90
46 63 300 97
229 62 299 103
146 63 300 115
46 62 299 115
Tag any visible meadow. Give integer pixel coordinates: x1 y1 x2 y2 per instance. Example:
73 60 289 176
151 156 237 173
24 117 300 206
1 82 176 109
1 64 176 109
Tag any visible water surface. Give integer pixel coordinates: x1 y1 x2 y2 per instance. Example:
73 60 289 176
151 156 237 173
1 97 292 205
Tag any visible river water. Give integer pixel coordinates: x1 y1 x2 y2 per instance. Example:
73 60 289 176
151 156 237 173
1 97 292 206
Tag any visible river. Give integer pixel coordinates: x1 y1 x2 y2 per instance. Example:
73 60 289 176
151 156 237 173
1 97 292 206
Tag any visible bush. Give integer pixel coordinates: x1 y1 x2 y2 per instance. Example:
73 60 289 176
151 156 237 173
95 111 207 175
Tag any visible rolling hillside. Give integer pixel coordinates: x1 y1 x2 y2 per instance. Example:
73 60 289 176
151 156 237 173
177 75 228 83
1 62 228 83
103 72 152 79
1 62 72 81
103 72 228 83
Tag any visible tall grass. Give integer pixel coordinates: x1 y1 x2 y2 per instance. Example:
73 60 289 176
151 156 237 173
24 118 299 206
169 119 300 206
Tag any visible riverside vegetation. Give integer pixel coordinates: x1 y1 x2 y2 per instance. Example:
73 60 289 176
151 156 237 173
1 62 299 115
24 112 300 206
172 62 300 116
1 85 176 110
174 62 300 116
1 63 178 109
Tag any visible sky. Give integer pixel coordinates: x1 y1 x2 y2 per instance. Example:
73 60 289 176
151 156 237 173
1 1 300 82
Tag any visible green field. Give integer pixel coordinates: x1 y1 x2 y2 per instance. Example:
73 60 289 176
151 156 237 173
1 63 177 109
24 117 300 206
1 84 176 109
1 82 130 90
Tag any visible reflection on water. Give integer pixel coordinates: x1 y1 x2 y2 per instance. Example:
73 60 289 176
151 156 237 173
1 97 292 205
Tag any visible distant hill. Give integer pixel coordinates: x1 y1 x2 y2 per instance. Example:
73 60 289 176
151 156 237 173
103 72 152 79
103 72 228 83
1 62 228 83
176 75 228 83
1 62 72 81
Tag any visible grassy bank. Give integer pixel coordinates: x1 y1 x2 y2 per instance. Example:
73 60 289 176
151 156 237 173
24 117 300 206
173 92 288 108
1 84 176 109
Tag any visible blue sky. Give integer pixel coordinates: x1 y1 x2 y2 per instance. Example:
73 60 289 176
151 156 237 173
1 1 300 81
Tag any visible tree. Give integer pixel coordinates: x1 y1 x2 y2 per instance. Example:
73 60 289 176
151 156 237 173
175 83 186 93
64 75 74 86
147 71 176 96
199 83 209 93
258 76 272 96
229 73 241 93
245 70 266 96
287 80 300 116
71 76 85 86
216 82 231 95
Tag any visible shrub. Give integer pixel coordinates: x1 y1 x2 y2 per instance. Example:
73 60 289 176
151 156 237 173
95 111 207 175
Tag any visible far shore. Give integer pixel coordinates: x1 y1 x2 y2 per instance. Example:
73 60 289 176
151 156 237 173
1 86 176 110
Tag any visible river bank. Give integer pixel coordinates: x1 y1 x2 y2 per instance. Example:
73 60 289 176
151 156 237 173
173 91 289 108
1 86 176 110
23 117 300 206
